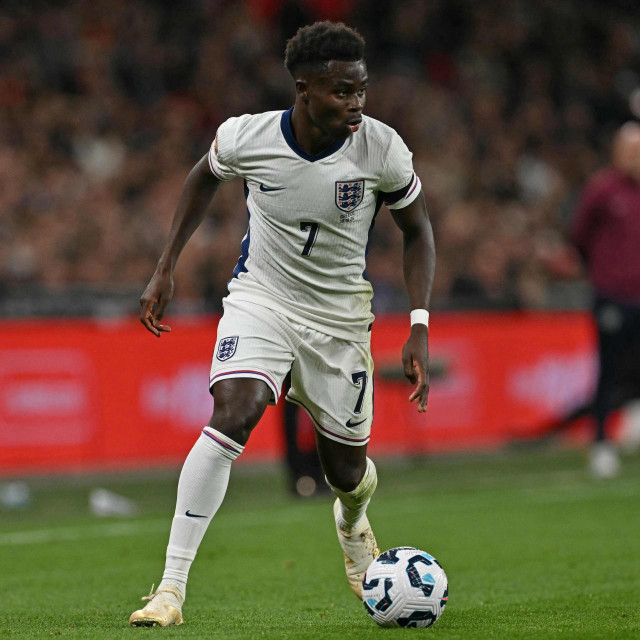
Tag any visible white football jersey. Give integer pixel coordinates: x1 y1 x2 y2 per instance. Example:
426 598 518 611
208 108 421 342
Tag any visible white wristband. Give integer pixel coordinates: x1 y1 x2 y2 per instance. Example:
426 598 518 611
410 309 430 327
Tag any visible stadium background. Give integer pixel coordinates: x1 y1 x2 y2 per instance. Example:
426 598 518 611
3 0 639 472
2 2 640 638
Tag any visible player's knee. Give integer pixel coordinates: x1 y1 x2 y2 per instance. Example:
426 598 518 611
326 463 365 493
328 456 377 500
209 398 265 445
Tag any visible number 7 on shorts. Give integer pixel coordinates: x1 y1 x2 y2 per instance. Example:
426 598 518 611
352 370 368 414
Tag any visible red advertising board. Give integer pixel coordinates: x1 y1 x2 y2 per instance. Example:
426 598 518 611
0 313 596 475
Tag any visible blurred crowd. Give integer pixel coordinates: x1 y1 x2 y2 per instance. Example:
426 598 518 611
1 0 639 315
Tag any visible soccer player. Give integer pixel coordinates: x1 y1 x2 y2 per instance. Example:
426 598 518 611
129 21 435 627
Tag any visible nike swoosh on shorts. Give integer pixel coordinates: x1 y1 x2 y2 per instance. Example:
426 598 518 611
259 184 285 192
346 417 368 428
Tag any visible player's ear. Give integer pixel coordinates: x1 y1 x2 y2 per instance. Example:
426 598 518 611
295 80 309 104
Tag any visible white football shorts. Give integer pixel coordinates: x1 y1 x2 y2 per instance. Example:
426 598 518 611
210 298 374 446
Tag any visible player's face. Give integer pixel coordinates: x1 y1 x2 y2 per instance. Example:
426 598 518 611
305 60 368 140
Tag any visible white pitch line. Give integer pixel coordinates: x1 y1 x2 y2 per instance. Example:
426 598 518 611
0 507 312 547
0 519 169 546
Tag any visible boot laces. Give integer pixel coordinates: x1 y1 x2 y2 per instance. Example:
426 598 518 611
141 584 156 602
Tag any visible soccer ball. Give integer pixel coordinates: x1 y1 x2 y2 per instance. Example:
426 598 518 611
362 547 448 628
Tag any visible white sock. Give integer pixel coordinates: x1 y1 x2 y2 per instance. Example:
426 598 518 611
158 427 244 601
329 457 377 532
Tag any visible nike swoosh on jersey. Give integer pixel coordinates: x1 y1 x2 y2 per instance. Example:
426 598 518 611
259 184 286 192
346 417 368 428
185 510 207 518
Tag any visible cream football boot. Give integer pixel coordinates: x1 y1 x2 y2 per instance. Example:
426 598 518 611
333 498 380 599
129 584 184 627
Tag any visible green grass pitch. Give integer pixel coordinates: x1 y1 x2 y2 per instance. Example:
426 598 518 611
0 448 639 639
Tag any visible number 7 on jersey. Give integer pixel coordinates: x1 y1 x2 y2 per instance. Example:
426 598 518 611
300 221 319 256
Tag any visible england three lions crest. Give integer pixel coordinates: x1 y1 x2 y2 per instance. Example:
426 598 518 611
216 336 238 361
335 180 365 212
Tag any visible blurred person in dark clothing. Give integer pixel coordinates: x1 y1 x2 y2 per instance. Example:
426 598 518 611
282 373 329 498
571 122 640 478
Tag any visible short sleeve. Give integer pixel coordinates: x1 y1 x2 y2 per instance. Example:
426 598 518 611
208 117 240 181
378 131 422 210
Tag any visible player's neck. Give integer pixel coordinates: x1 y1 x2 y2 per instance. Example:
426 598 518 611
290 105 341 156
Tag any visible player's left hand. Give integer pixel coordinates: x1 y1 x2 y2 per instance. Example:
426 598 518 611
401 324 430 412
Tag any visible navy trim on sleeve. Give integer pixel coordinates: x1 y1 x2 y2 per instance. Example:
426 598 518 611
381 179 413 205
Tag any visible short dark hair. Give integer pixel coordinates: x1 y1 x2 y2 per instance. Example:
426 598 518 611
284 21 365 77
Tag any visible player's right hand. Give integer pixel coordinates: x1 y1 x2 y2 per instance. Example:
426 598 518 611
139 271 174 337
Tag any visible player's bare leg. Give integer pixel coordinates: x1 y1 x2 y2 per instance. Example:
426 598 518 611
316 434 379 599
130 378 271 627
